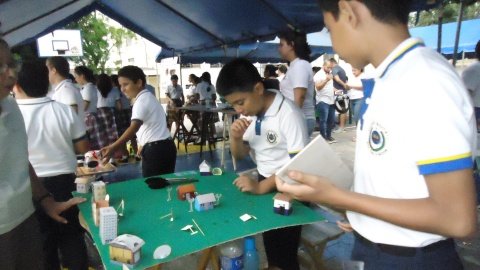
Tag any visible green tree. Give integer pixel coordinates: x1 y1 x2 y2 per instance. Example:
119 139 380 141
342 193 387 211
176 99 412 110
65 12 136 74
409 1 480 27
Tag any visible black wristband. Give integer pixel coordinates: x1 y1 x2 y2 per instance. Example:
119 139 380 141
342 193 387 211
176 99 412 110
36 192 53 204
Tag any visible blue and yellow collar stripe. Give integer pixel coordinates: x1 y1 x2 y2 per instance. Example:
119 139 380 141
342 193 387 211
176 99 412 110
417 152 473 175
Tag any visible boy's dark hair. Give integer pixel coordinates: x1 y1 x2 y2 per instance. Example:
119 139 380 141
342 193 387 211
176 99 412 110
216 58 262 97
279 30 311 62
475 40 480 61
74 66 95 83
171 74 179 81
329 57 338 64
264 64 277 78
46 56 70 78
118 65 146 87
318 0 412 25
278 64 288 74
201 72 212 85
17 61 49 98
97 73 113 98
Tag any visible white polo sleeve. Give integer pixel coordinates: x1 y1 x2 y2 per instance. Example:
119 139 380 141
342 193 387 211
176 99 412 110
56 88 78 106
290 62 309 89
131 97 148 123
81 87 94 102
68 106 87 141
404 73 474 175
280 108 308 157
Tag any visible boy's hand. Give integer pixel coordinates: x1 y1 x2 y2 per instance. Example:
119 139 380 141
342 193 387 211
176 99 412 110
41 196 87 224
275 170 340 204
100 145 115 165
337 220 353 232
233 175 260 194
230 118 251 140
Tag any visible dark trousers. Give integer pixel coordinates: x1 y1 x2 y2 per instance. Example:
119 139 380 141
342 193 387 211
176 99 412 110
141 138 177 177
352 232 463 270
0 215 44 270
36 173 88 270
259 174 301 270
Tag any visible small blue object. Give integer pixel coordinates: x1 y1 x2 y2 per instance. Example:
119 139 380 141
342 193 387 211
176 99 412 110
244 236 259 270
194 193 216 211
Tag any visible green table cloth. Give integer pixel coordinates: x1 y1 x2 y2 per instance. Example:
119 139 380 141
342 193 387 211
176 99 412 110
75 170 324 269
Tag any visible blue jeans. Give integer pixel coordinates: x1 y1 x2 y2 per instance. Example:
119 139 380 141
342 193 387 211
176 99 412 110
351 98 363 125
316 102 335 139
306 118 315 138
352 234 463 270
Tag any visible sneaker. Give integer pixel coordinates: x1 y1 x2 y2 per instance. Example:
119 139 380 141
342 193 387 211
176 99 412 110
327 137 337 144
333 128 345 133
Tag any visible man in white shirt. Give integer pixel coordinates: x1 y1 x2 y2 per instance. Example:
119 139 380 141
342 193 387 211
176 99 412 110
314 60 336 143
46 56 85 127
166 74 185 107
217 58 309 270
14 61 89 270
277 1 476 269
0 38 85 270
462 41 480 133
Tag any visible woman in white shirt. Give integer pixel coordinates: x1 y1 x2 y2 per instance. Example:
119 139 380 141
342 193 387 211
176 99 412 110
278 30 316 137
74 66 100 149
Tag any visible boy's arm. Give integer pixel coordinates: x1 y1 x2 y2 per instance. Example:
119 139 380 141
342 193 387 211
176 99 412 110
334 75 350 90
101 120 141 160
276 168 477 238
73 137 89 154
234 174 276 194
229 118 251 160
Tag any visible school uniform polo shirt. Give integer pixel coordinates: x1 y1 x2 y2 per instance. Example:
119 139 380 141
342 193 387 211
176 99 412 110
280 58 316 120
131 89 171 146
167 85 184 100
17 97 86 177
243 90 309 177
347 38 476 247
80 82 98 113
196 81 216 101
0 97 35 234
97 88 120 108
51 79 86 124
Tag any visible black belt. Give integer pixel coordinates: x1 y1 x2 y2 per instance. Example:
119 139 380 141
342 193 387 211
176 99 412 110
353 231 454 257
144 138 173 148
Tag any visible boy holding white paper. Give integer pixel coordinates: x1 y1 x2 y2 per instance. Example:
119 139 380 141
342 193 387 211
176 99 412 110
276 1 477 269
216 58 309 270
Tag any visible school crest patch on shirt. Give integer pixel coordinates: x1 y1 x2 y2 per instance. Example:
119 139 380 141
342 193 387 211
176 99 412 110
266 130 278 144
368 122 388 154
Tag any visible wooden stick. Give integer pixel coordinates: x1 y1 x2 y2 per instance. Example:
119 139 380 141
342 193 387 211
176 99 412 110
192 218 205 236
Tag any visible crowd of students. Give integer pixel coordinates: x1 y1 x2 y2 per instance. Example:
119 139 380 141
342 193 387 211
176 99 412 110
1 0 479 270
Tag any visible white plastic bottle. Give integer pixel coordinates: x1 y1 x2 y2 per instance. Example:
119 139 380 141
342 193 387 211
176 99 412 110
220 240 244 270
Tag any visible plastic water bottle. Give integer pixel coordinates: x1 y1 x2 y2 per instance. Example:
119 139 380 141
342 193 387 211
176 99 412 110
220 240 243 270
243 236 259 270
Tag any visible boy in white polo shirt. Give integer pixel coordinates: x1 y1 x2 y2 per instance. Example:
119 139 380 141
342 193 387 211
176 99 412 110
101 65 176 177
14 61 89 270
217 58 309 270
46 56 85 124
276 1 477 269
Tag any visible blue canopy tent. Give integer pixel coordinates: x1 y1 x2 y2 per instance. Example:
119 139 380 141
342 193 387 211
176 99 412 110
410 18 480 55
1 0 442 54
156 28 335 64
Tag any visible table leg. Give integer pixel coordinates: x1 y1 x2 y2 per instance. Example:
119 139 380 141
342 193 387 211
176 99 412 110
197 247 220 270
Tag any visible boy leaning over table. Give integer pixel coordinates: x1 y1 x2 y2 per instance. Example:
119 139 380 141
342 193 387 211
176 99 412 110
216 58 310 270
276 1 477 270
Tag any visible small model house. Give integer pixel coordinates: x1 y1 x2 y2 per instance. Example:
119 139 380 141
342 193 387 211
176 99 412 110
194 193 216 211
99 207 118 244
109 234 145 266
177 184 196 201
75 176 94 193
273 193 293 216
199 160 211 176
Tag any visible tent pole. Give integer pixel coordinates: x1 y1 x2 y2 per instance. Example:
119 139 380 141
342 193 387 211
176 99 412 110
437 3 445 53
452 0 466 67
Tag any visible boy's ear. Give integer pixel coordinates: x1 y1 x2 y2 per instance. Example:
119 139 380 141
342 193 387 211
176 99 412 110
253 81 264 95
338 0 359 29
